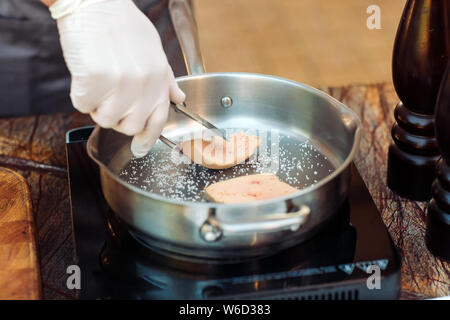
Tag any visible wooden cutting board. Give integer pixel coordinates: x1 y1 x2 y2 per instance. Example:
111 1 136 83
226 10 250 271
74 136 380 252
0 168 41 300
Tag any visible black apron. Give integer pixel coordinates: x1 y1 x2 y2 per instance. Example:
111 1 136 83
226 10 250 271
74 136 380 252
0 0 187 117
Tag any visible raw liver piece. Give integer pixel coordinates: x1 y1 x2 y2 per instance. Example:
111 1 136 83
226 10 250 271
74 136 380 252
205 173 299 203
179 132 261 170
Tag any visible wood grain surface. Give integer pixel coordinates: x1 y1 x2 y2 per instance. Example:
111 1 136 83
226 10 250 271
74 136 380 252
0 167 41 300
0 83 447 299
320 83 450 298
0 112 93 299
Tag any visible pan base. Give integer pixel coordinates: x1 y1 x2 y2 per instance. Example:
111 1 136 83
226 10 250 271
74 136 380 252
124 207 342 264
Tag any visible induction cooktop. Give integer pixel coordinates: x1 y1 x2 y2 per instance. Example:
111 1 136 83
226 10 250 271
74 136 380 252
66 126 401 300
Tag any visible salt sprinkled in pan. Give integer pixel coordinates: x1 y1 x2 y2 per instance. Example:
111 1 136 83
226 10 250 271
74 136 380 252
119 130 335 202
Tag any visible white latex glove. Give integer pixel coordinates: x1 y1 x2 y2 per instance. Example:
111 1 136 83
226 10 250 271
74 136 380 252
50 0 186 157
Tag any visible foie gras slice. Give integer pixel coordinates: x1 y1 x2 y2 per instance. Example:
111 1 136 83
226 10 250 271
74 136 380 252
179 132 261 170
205 173 299 204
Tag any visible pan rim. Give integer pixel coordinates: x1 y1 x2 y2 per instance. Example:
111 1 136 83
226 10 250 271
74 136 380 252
87 72 361 209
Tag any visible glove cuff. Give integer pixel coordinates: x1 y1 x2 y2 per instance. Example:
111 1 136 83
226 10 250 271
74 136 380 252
49 0 84 19
50 0 113 20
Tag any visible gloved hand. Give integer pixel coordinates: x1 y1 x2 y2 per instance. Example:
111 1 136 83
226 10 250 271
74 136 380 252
49 0 185 157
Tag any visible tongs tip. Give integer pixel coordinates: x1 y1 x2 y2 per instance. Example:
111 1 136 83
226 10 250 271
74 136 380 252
171 102 228 141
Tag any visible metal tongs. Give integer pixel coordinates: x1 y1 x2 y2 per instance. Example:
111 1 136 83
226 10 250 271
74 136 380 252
159 102 227 151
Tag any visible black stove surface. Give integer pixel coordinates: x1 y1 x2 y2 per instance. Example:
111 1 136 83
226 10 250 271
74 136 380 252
66 126 401 300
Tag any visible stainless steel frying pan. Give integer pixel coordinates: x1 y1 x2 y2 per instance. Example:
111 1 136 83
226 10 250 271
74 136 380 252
86 0 361 261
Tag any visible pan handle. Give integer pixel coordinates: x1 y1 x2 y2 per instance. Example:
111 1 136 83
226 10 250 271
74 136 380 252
199 205 311 242
169 0 206 75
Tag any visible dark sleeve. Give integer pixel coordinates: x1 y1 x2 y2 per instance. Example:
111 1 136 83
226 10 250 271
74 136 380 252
139 0 189 77
0 0 188 117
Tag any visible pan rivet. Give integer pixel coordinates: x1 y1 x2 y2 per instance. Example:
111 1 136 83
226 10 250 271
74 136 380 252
221 97 233 108
200 221 223 242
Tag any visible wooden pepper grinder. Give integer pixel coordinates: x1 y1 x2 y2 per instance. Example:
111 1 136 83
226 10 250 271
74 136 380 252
426 63 450 261
387 0 449 201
